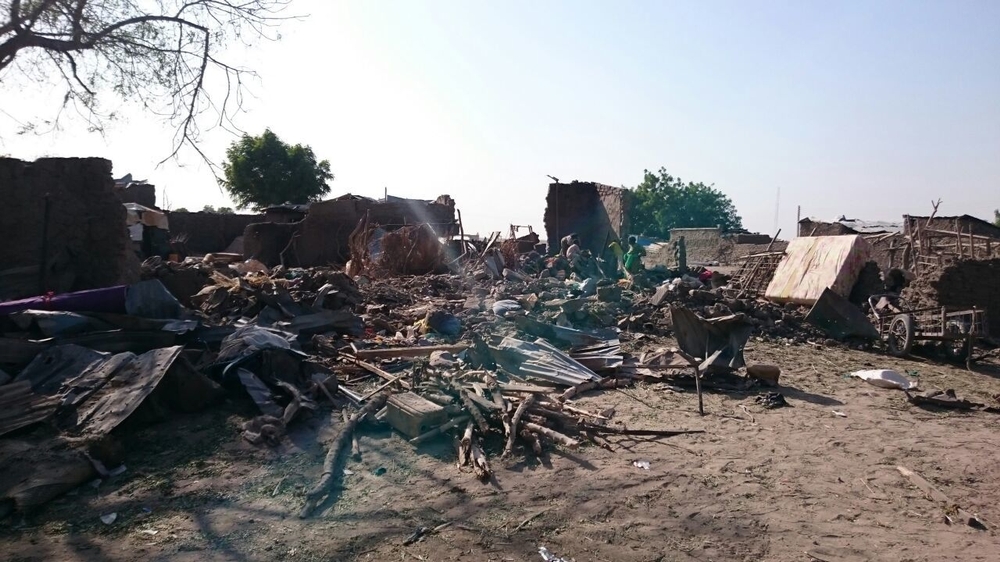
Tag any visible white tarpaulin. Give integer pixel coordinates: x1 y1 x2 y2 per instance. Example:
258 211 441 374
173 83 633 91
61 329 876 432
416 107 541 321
765 235 872 306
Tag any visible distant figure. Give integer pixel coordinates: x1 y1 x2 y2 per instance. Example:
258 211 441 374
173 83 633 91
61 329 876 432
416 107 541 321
624 235 646 273
673 235 687 273
607 239 625 275
559 233 580 257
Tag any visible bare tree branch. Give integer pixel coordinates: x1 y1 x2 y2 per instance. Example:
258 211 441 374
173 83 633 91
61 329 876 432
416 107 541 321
0 0 296 165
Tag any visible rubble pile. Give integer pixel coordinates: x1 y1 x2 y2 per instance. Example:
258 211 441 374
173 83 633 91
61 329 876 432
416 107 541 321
4 200 998 522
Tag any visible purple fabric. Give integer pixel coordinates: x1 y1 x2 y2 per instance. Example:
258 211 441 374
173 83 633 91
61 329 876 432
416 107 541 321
0 286 128 316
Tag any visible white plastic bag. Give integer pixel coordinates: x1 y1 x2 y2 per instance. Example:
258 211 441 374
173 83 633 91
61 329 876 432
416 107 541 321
851 369 917 390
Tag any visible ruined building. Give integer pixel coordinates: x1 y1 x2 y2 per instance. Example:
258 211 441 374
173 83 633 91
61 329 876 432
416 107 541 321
544 181 631 256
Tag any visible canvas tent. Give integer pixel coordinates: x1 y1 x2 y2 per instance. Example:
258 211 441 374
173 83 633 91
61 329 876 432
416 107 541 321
765 235 872 305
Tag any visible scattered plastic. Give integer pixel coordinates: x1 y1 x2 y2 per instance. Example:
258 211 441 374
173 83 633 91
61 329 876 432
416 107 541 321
231 259 270 275
343 469 354 476
851 369 918 390
832 410 847 418
100 513 118 525
373 467 387 476
539 546 569 561
139 529 158 536
632 460 651 470
492 299 524 317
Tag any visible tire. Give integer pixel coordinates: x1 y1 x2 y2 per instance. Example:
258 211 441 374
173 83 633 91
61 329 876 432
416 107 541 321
887 314 914 357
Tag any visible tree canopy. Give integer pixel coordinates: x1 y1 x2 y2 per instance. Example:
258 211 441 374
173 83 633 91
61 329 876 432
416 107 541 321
995 209 1000 228
220 128 332 210
629 168 743 239
0 0 290 159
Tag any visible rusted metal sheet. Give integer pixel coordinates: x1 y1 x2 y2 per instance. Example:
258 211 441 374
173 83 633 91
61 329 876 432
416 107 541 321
15 344 105 394
0 381 61 438
0 345 106 438
71 346 184 436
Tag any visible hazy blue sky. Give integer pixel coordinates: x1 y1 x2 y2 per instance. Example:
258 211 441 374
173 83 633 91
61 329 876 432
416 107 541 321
3 1 998 239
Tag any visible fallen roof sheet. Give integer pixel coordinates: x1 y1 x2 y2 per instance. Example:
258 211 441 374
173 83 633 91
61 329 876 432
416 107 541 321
72 346 184 436
491 337 601 386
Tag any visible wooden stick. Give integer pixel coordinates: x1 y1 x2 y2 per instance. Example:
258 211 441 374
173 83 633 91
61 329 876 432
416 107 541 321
452 382 490 433
410 415 470 444
897 465 988 529
354 345 468 361
457 421 473 467
300 392 389 518
503 394 534 459
538 400 609 421
674 349 705 415
523 422 579 449
584 426 704 438
558 377 618 402
470 437 492 481
342 410 362 459
352 358 412 390
360 372 408 402
316 376 339 404
512 507 551 533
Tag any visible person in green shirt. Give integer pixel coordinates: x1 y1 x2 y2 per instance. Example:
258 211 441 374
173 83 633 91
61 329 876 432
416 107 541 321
624 236 646 273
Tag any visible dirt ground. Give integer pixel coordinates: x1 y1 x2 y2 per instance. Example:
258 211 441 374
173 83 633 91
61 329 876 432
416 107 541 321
4 339 1000 562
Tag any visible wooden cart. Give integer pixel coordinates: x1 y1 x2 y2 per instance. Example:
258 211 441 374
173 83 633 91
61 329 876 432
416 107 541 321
867 294 987 362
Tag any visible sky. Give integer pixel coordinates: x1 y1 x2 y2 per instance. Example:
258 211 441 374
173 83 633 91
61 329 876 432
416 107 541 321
2 0 999 240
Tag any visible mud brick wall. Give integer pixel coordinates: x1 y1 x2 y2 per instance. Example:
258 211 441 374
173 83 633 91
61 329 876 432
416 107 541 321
0 157 131 299
166 211 263 254
243 222 299 266
670 227 722 264
866 233 906 274
245 196 457 267
116 183 157 208
544 182 631 256
733 233 771 245
906 215 1000 239
931 259 1000 338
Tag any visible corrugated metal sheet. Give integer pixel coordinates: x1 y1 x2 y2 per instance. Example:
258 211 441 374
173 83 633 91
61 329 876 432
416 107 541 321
765 235 872 305
0 345 184 438
73 346 183 436
0 381 61 437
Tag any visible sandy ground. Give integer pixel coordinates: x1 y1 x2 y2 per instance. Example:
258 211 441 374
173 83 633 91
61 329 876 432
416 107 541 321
4 339 1000 562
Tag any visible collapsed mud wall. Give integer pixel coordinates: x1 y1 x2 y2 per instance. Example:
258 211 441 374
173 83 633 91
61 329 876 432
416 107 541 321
243 222 299 266
670 227 722 264
544 182 631 257
244 195 457 267
904 259 1000 338
0 157 132 300
166 211 263 254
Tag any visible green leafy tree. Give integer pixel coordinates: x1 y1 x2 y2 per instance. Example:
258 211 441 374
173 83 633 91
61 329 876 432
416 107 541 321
220 129 333 210
629 168 743 239
994 209 1000 227
217 206 235 214
202 205 216 213
174 207 189 213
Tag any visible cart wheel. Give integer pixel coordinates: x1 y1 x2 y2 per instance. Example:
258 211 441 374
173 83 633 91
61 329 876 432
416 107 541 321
887 314 914 357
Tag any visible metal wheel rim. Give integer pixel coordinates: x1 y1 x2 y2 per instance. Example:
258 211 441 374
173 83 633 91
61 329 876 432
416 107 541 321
889 320 907 350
